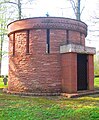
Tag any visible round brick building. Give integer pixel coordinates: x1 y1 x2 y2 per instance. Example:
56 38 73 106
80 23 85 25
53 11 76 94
8 17 95 95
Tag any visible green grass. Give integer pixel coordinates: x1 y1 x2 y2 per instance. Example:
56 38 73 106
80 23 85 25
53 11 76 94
94 77 99 89
0 77 8 88
0 77 99 120
0 91 99 120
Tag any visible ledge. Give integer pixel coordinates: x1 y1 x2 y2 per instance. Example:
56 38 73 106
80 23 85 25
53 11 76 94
61 90 99 98
60 44 96 54
7 90 61 96
6 90 99 98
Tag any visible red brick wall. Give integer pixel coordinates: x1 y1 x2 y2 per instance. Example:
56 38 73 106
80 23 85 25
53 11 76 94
61 53 77 93
68 31 85 45
8 29 63 93
88 55 94 90
68 31 80 44
50 29 67 53
81 33 85 46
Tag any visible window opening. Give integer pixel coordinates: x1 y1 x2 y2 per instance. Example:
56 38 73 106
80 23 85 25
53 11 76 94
46 29 50 53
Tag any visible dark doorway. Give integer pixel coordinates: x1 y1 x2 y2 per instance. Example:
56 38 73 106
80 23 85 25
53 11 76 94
77 54 88 91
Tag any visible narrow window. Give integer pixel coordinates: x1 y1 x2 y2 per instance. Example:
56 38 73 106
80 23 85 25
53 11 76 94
66 30 69 44
26 30 29 54
13 33 15 56
80 33 82 44
46 29 50 53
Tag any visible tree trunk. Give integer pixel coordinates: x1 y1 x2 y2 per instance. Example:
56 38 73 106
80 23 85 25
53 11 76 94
75 0 80 20
18 0 22 20
0 24 4 76
0 62 1 76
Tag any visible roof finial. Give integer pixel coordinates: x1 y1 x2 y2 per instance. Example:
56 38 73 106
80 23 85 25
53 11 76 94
46 12 49 17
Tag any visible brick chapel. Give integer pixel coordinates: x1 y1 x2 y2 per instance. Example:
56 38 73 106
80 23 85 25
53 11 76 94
7 17 96 96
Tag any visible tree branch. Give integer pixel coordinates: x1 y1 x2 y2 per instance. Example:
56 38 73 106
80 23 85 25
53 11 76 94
70 0 76 15
0 1 18 6
80 6 85 15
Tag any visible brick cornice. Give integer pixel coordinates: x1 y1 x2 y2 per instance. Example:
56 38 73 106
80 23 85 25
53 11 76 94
8 17 87 36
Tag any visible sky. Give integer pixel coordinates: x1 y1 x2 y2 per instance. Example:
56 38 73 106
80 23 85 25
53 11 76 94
1 0 99 75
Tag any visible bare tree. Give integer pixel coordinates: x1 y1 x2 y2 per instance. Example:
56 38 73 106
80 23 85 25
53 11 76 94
0 0 36 75
69 0 86 20
0 0 22 20
0 9 8 75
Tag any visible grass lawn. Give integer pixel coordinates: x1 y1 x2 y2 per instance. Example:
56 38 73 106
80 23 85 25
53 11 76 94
0 77 99 120
94 77 99 90
0 77 8 88
0 91 99 120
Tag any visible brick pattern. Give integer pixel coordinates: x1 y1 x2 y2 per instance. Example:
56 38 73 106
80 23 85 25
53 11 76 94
8 29 62 93
50 29 67 53
8 17 87 37
87 55 94 90
61 53 77 93
80 33 85 46
8 54 62 93
15 31 27 56
68 31 81 44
